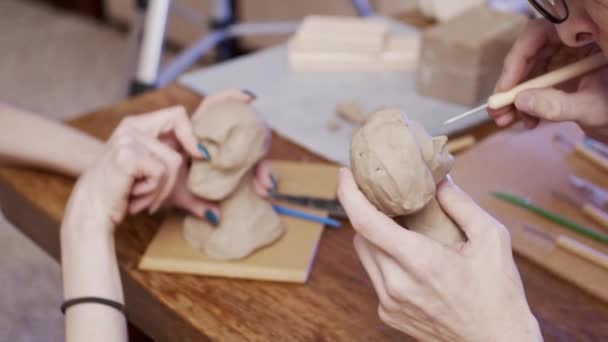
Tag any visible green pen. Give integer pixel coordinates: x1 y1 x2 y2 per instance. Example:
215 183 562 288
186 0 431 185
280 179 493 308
491 191 608 245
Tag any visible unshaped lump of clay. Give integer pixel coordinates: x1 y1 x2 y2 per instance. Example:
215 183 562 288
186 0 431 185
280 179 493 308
350 108 453 217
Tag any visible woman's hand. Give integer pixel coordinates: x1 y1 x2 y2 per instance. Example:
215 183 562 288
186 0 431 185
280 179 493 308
57 91 270 342
134 89 273 218
489 19 607 135
63 107 218 233
61 109 215 342
337 169 542 342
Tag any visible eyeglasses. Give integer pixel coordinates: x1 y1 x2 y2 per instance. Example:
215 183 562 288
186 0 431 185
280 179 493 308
528 0 569 24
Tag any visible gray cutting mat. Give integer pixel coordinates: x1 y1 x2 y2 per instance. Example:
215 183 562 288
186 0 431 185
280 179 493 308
179 21 487 166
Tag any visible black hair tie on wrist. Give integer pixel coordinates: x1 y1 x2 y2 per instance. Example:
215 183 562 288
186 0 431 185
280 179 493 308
61 297 126 315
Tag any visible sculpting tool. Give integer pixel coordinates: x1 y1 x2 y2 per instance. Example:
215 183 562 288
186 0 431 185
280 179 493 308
269 192 348 218
523 223 608 270
569 175 608 210
491 191 608 245
443 103 488 125
444 53 608 125
551 190 608 231
272 204 342 229
554 133 608 173
446 135 476 154
584 137 608 158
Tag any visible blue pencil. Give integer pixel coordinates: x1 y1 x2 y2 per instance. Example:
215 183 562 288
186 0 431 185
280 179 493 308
272 205 342 229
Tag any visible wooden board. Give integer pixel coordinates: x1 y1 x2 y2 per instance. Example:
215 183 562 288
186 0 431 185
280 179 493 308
288 15 419 72
139 161 339 283
451 122 608 302
292 15 389 54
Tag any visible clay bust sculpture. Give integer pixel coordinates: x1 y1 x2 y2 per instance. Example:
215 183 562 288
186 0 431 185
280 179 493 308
350 108 465 245
183 99 284 259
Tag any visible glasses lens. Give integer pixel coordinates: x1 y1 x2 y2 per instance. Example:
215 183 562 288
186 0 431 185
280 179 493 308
535 0 568 20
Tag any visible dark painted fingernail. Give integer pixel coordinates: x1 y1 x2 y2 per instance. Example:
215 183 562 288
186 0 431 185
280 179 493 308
242 89 257 100
197 143 210 160
205 209 219 226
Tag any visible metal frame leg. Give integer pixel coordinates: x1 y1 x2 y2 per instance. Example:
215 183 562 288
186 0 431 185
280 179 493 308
352 0 374 17
129 0 170 95
126 5 146 95
210 0 239 62
128 0 376 94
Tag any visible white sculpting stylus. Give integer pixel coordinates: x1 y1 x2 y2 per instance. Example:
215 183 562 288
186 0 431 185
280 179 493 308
443 53 608 125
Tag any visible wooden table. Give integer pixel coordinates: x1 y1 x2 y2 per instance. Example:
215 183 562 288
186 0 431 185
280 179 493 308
1 84 607 341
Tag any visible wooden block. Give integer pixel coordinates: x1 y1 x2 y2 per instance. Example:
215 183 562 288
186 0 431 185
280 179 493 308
288 15 420 72
139 161 339 283
384 35 420 61
416 6 527 105
416 0 487 22
292 15 388 55
288 34 419 72
289 51 418 72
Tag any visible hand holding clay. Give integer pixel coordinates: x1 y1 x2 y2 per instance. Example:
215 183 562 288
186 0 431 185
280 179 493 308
60 108 222 342
184 95 283 259
350 108 463 244
338 169 542 341
490 19 608 134
64 108 214 234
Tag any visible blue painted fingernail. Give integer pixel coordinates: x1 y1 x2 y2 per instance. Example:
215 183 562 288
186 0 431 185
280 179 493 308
205 209 219 226
197 143 210 160
242 89 257 100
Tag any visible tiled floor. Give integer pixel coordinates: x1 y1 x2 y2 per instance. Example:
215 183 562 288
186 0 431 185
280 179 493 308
0 0 132 119
0 1 136 340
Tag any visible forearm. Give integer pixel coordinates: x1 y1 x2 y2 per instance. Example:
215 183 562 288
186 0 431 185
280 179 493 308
0 104 105 177
61 219 127 342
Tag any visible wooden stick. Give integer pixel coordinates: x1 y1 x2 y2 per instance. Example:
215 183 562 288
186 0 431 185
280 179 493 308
552 190 608 231
446 135 476 154
488 53 607 109
556 234 608 270
582 203 608 231
523 224 608 270
574 142 608 173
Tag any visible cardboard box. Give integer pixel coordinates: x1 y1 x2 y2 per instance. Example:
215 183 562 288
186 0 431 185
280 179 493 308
416 6 527 106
